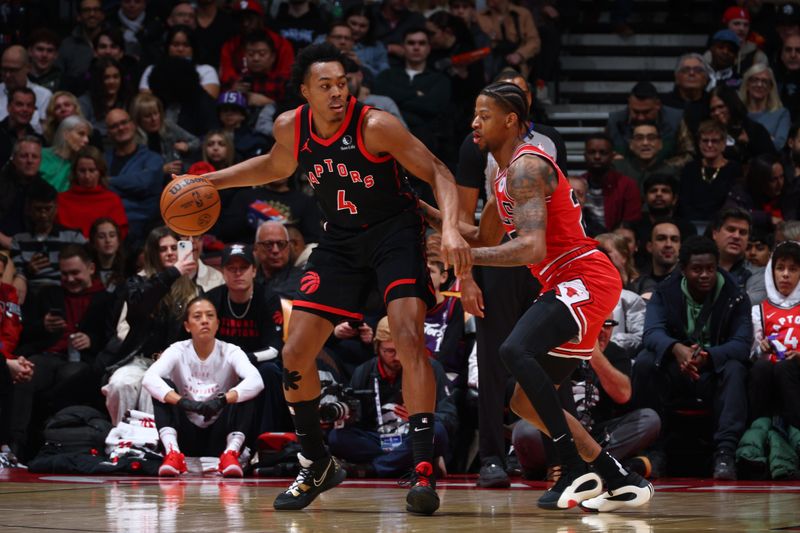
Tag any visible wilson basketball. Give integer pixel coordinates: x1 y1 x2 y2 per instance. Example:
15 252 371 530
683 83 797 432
160 176 221 236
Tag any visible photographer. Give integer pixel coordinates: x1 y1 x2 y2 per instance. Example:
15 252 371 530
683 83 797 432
327 317 457 478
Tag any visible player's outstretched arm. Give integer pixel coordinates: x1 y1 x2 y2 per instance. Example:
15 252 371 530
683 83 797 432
420 197 504 248
200 111 299 190
472 155 550 266
363 110 472 276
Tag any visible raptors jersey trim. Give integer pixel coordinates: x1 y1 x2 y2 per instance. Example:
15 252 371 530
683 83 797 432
293 96 417 230
758 300 800 351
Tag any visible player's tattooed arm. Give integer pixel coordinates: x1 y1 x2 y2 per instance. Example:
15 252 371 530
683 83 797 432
472 155 550 266
420 199 504 247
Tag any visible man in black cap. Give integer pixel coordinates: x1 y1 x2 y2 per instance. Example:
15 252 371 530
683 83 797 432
606 81 683 159
707 29 742 89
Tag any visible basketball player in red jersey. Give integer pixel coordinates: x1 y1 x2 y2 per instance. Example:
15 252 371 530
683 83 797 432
423 82 653 512
192 43 470 515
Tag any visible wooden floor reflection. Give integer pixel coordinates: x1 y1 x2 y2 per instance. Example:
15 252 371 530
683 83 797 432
0 471 799 532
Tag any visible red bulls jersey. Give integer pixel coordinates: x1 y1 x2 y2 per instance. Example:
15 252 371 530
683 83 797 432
759 300 800 351
294 96 417 230
493 143 598 285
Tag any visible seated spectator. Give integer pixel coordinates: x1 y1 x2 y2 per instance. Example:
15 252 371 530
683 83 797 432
27 28 62 94
88 218 126 291
568 176 605 237
253 220 303 300
374 28 452 172
0 137 46 249
217 176 321 246
143 296 264 477
78 58 133 139
775 34 800 123
56 146 128 241
345 5 391 79
194 0 236 69
227 32 287 110
425 259 466 384
747 242 800 436
710 207 765 305
57 0 106 92
614 122 680 190
0 251 28 464
11 181 86 304
725 153 798 235
191 130 235 174
0 45 52 134
272 0 327 53
13 244 114 458
633 219 681 298
106 0 164 65
740 65 791 150
166 1 196 30
327 316 456 478
324 22 360 65
708 85 775 163
662 53 712 112
746 230 772 268
219 1 294 94
607 81 683 159
205 244 287 433
101 227 201 426
139 25 220 100
597 232 639 290
785 121 800 178
91 28 141 94
514 317 661 479
579 134 641 234
343 58 406 127
215 94 270 161
610 288 647 356
104 108 165 246
723 7 768 74
476 0 540 79
633 236 752 480
42 91 101 149
368 0 428 62
707 29 743 89
130 93 200 177
40 116 92 193
678 120 742 223
148 56 217 138
0 88 40 168
449 0 492 72
633 174 696 256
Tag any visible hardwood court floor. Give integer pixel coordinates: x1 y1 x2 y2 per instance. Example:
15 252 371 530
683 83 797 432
1 469 799 532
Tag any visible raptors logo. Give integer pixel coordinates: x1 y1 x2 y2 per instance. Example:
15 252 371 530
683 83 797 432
299 271 321 294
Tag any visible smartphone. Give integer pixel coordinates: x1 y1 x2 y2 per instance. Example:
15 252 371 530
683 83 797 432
347 320 364 329
48 308 64 317
177 240 193 262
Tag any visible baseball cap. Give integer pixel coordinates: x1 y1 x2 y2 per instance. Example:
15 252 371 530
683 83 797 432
221 244 255 266
722 6 750 23
232 0 265 16
777 3 800 25
711 29 741 50
217 91 247 111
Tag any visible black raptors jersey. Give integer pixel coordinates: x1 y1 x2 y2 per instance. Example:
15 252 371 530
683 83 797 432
293 96 417 230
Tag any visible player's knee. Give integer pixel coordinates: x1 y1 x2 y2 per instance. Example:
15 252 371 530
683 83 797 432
391 323 423 358
499 339 525 373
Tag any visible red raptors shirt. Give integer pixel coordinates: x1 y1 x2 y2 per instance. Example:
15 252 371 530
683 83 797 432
759 300 800 351
493 143 598 285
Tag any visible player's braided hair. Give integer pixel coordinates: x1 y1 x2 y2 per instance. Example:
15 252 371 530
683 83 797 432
290 42 346 90
480 82 528 134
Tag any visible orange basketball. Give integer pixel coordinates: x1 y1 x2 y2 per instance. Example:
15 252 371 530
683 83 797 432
160 176 221 236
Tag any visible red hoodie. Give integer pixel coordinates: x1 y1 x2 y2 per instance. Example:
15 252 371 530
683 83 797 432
56 184 129 241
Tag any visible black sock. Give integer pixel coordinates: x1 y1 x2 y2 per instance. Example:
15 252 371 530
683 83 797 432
409 412 435 467
591 450 630 487
286 397 328 462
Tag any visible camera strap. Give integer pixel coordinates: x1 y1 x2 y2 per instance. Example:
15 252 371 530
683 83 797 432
373 377 384 429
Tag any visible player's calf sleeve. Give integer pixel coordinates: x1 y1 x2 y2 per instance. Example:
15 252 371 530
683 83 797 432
287 397 328 461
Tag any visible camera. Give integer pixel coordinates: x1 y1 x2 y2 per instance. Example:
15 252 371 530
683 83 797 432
319 381 374 428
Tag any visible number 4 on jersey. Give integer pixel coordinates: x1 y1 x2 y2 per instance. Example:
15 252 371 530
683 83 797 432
337 189 358 214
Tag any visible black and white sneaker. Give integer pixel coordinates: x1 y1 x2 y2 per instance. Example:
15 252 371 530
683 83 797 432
273 453 347 510
579 471 654 512
537 465 603 510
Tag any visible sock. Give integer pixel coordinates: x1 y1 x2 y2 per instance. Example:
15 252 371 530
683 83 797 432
409 413 435 467
591 450 630 487
225 431 245 453
287 397 328 461
159 427 179 453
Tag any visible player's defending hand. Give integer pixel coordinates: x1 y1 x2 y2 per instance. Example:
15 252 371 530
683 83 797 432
440 227 472 278
460 276 485 318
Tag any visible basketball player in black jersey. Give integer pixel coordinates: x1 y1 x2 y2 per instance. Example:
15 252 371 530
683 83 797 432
196 43 470 515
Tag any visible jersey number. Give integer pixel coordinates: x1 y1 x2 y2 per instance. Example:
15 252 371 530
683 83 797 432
337 190 358 214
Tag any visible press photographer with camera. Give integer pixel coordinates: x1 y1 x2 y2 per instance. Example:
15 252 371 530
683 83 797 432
327 316 457 478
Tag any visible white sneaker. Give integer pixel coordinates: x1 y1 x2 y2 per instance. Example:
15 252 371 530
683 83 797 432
580 472 654 512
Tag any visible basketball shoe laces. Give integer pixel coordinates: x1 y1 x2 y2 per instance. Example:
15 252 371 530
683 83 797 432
398 462 434 488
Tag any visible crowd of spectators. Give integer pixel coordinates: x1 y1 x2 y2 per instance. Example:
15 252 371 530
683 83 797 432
0 0 799 483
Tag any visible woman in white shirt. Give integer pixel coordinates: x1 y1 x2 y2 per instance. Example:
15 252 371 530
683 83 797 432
139 25 220 99
143 297 264 477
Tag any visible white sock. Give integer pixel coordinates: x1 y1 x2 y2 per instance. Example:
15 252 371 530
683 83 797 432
159 427 179 453
225 431 245 453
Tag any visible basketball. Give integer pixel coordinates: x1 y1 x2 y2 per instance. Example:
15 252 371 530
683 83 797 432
160 176 221 236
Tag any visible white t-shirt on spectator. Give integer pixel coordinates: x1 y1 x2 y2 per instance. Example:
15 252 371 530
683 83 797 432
139 63 219 91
